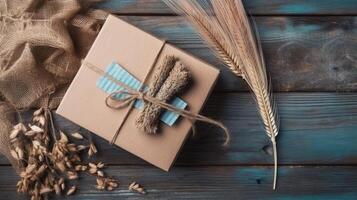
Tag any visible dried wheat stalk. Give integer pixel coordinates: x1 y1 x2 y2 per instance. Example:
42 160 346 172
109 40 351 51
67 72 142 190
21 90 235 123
164 0 280 189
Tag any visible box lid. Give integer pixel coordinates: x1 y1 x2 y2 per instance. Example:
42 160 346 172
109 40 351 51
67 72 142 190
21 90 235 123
57 15 219 171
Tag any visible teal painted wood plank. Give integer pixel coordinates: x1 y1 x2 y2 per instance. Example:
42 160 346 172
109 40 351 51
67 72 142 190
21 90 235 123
1 93 357 165
1 165 357 199
112 16 357 92
95 0 357 15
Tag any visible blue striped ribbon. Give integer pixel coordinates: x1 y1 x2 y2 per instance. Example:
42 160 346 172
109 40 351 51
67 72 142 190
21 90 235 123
96 62 187 126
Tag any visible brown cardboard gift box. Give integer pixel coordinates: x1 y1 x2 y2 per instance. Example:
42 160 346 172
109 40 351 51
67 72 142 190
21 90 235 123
57 15 220 171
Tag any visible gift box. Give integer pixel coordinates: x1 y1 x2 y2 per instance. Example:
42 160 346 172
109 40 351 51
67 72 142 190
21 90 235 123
57 15 220 171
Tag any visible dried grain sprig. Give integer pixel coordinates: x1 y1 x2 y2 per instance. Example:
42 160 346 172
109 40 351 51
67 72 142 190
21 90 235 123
9 108 120 200
164 0 280 189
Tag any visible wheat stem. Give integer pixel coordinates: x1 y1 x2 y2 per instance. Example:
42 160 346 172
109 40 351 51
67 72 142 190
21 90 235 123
271 136 277 190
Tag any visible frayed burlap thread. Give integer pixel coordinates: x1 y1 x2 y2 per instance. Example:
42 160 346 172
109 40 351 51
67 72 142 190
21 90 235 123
0 0 107 172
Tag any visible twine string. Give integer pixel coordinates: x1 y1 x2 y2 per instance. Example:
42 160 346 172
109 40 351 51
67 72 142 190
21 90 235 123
108 40 167 144
85 40 230 145
106 90 230 145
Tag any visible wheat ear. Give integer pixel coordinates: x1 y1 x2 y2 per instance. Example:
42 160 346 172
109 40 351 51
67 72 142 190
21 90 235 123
164 0 280 189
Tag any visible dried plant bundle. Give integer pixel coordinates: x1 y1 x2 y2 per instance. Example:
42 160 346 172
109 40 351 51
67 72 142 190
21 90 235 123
164 0 280 189
135 56 191 134
9 108 120 200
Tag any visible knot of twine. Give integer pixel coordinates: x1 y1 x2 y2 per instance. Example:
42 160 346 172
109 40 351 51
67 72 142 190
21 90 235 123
105 89 230 146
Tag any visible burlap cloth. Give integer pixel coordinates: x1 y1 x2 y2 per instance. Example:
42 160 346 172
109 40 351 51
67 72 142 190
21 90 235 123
0 0 108 171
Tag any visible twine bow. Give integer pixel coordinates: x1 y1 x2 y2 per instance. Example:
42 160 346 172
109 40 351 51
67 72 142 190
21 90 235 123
85 40 230 146
105 89 230 145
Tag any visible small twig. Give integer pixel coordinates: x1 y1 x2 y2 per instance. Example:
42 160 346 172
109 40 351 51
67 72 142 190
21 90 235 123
46 109 58 142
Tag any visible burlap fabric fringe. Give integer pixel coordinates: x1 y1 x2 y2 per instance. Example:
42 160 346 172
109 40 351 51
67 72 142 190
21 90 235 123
0 0 108 172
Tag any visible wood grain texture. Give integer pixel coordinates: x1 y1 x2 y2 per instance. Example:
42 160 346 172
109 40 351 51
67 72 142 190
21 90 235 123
1 93 356 166
95 0 357 15
111 16 357 92
1 165 357 200
1 1 356 198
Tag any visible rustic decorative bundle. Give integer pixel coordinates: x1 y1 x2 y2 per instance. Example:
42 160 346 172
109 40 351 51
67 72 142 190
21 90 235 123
164 0 280 189
135 56 192 134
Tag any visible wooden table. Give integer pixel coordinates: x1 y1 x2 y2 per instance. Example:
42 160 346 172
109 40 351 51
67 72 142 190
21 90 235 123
1 1 357 199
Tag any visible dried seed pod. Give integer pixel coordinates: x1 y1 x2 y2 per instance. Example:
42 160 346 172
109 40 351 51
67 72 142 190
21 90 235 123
71 132 84 140
129 182 146 194
97 170 104 177
54 184 61 195
108 181 119 188
38 116 46 126
14 123 27 132
88 163 97 169
61 183 66 191
77 145 87 151
90 143 98 153
35 165 47 177
25 130 37 137
59 131 69 144
96 185 106 190
89 167 97 174
25 164 37 174
88 142 98 157
40 187 52 194
81 165 88 171
10 137 18 143
32 140 43 150
97 162 105 169
10 129 21 139
33 108 44 116
19 171 27 178
96 178 106 190
30 125 44 133
88 148 94 157
10 150 19 160
66 186 76 195
67 171 78 180
56 161 66 172
96 178 104 185
15 147 24 160
33 116 46 126
58 178 64 185
67 144 77 152
75 165 82 171
38 154 44 162
66 161 73 168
